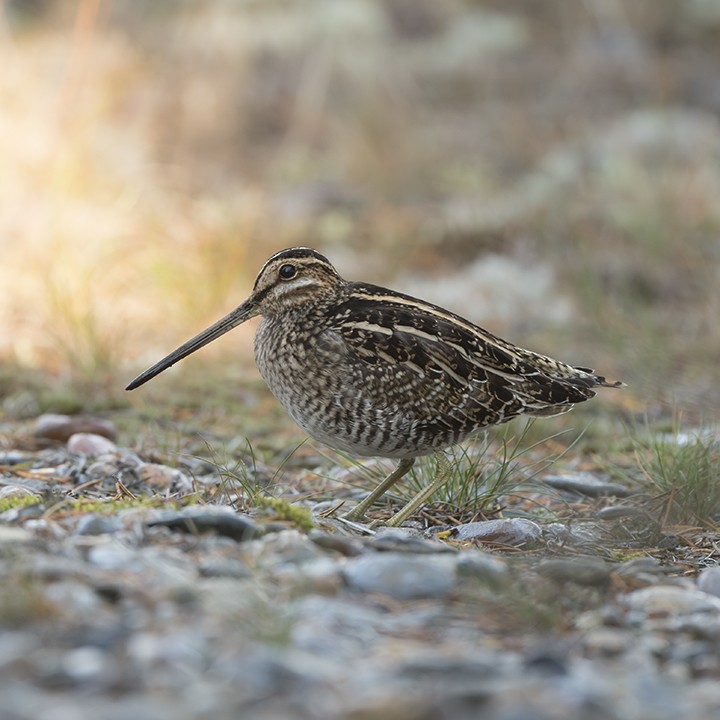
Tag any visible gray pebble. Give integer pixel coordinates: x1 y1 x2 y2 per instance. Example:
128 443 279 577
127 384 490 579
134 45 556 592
309 530 365 557
537 557 611 586
75 514 122 536
199 558 252 579
59 646 109 685
67 433 118 456
44 581 103 616
583 628 632 655
595 504 646 520
87 540 138 570
369 526 454 553
542 472 631 497
615 556 675 586
451 518 542 546
34 414 117 442
543 520 604 547
456 551 509 586
0 451 33 465
623 585 720 617
138 462 193 492
342 552 457 599
147 507 262 542
697 567 720 598
0 485 41 502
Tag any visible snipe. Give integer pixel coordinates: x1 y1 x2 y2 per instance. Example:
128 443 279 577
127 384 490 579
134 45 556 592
127 247 622 526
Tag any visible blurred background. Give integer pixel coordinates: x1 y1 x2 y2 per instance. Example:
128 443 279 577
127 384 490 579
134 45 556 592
1 0 719 428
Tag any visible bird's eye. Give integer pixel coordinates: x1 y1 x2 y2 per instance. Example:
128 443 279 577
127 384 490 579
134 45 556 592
279 264 297 280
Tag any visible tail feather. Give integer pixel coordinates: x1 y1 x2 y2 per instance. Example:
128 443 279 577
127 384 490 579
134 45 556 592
571 367 625 389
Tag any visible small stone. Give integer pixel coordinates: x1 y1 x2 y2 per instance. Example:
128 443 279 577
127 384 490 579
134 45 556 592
543 521 604 547
87 540 138 570
456 551 509 586
537 557 611 586
309 530 365 557
623 585 720 617
451 518 542 546
595 504 646 520
583 627 631 655
541 472 630 497
138 462 193 491
0 485 41 502
75 514 122 536
67 433 118 456
147 507 263 542
199 558 252 579
60 646 108 684
34 414 116 442
523 648 568 676
614 557 674 588
250 529 325 567
272 557 344 595
0 526 35 544
44 581 103 616
342 552 457 599
369 526 454 553
698 567 720 598
0 451 32 465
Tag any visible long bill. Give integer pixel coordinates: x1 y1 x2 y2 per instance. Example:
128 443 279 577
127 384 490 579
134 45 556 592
125 300 258 391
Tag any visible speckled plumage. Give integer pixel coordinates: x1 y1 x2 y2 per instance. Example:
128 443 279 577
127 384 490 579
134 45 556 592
127 247 622 524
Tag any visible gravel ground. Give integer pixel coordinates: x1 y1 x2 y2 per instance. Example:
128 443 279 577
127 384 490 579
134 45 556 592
1 414 720 720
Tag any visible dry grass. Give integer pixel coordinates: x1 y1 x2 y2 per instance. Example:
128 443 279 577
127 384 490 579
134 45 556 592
0 1 718 431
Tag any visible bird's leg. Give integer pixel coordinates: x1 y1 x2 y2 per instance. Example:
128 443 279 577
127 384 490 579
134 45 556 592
383 453 452 527
342 457 415 522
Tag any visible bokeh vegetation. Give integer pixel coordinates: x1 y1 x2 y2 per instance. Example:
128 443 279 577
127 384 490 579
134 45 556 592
1 1 719 476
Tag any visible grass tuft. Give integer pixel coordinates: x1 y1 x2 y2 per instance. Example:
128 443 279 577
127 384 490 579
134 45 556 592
326 419 574 524
634 428 720 528
202 438 314 529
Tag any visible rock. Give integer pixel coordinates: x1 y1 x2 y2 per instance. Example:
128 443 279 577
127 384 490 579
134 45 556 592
34 414 116 442
369 526 454 553
138 462 193 491
697 567 720 599
397 653 510 682
309 530 365 557
0 485 41 502
58 646 109 686
543 521 604 548
622 585 720 618
595 505 646 520
451 518 542 546
523 648 569 676
147 507 263 542
87 540 138 570
0 525 36 544
614 557 675 588
44 581 103 616
342 552 457 599
537 557 611 587
583 628 632 655
75 514 122 536
67 433 118 456
456 551 509 586
271 557 345 596
199 558 252 580
0 451 33 465
541 472 631 497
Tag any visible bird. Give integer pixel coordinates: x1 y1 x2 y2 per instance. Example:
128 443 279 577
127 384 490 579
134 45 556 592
126 247 622 526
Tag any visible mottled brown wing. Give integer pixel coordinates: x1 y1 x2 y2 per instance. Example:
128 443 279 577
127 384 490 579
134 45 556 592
331 296 598 417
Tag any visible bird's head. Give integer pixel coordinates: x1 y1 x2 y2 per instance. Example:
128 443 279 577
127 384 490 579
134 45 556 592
125 247 342 390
